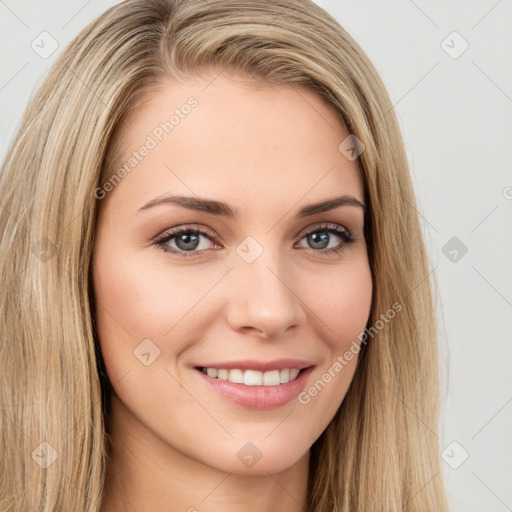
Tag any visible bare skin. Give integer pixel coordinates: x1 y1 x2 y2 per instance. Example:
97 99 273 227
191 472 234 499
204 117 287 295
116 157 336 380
93 70 372 512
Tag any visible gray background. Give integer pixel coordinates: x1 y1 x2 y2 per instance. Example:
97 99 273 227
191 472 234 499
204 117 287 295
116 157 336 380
1 1 511 510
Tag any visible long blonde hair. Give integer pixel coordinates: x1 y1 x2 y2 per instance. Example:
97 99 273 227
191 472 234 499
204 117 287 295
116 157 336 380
0 1 449 510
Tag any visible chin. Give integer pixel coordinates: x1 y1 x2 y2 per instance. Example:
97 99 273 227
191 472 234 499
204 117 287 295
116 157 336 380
202 436 311 476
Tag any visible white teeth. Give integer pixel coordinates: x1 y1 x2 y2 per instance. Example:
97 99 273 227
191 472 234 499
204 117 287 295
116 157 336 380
201 367 303 386
229 369 244 384
263 370 280 386
206 368 218 378
244 370 262 386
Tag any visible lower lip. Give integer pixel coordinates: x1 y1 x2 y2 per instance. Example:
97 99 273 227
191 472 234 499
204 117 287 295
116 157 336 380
194 367 315 410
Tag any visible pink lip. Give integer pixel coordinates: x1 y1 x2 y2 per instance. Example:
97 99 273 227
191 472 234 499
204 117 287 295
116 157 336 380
194 365 315 410
194 358 315 372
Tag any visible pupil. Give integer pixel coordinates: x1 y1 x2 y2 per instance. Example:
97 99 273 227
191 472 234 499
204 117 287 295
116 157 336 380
309 231 329 249
176 233 199 251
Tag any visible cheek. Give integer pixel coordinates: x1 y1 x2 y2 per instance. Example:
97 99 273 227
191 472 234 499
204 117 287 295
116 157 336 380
91 254 215 443
307 260 373 348
92 248 222 380
294 260 372 427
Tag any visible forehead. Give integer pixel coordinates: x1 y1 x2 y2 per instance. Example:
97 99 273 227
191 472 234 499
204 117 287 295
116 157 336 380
100 72 364 215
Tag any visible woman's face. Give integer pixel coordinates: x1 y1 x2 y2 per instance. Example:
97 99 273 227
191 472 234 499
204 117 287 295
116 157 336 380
92 71 372 475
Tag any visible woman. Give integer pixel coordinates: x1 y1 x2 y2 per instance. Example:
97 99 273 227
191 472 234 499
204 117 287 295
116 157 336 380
0 0 449 510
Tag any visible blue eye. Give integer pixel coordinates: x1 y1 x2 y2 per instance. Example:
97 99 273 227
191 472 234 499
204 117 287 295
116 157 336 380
153 223 356 258
296 223 355 254
154 225 218 258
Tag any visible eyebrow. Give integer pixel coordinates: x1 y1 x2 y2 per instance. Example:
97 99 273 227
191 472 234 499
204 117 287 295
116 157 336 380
137 194 366 218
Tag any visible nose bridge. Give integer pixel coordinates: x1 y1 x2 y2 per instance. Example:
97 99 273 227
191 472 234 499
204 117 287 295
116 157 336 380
225 238 303 337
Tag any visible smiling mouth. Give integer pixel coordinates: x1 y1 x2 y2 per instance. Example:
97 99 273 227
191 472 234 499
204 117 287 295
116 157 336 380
194 364 315 409
196 366 304 386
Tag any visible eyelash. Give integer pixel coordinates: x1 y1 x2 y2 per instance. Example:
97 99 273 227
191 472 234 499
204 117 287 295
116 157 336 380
153 223 356 259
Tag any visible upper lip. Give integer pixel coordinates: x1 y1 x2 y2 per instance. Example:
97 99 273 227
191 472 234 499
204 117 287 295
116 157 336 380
195 359 315 372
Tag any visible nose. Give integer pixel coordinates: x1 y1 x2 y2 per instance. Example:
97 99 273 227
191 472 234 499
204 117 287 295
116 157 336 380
224 247 306 339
